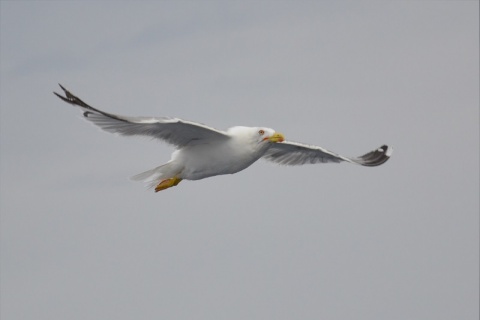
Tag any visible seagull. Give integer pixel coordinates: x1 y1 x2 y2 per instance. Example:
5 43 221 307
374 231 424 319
54 84 392 192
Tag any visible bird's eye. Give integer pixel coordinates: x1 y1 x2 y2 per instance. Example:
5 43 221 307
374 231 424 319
258 130 265 135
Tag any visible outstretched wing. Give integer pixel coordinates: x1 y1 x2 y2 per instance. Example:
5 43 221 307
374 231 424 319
54 84 230 147
262 141 392 167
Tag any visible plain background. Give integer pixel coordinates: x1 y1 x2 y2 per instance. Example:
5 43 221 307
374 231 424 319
1 2 478 320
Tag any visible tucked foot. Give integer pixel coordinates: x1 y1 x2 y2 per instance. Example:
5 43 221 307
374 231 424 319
155 177 182 192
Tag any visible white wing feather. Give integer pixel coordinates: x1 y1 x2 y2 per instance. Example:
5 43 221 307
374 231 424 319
263 141 392 167
54 84 229 147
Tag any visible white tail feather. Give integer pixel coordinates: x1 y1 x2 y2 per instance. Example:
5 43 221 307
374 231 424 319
130 161 182 190
130 165 166 182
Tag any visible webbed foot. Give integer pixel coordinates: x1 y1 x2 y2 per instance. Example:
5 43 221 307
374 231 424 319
155 177 182 192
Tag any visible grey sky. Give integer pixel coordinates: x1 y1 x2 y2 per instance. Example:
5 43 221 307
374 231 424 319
1 1 478 320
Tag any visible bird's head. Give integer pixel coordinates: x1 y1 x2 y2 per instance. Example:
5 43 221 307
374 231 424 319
227 126 285 149
257 127 285 144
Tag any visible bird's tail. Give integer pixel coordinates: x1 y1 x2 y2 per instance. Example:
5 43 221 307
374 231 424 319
130 161 181 189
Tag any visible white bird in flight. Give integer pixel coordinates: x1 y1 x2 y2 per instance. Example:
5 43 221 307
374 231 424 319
54 84 392 192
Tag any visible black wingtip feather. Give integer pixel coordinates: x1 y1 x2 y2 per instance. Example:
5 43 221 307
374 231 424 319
53 91 66 100
356 145 392 167
53 84 90 109
54 84 130 123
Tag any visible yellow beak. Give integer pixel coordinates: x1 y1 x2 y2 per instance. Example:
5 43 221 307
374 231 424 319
268 132 285 143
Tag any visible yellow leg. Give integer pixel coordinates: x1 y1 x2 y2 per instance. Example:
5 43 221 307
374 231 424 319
155 176 183 192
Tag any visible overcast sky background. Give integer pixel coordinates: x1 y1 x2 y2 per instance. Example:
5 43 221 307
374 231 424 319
1 2 478 320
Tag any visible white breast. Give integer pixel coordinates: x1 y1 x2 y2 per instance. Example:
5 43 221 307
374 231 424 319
174 134 266 180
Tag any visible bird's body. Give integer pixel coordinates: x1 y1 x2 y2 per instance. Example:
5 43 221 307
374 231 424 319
138 126 274 183
173 127 268 180
54 85 392 192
